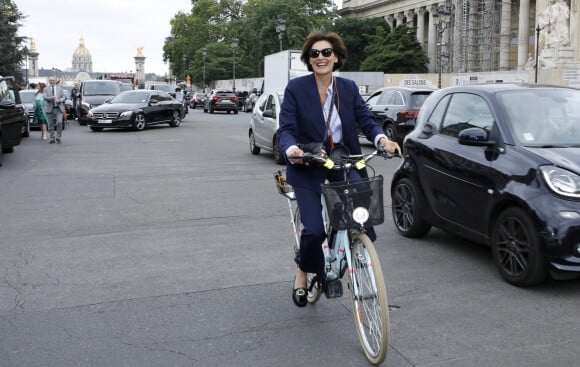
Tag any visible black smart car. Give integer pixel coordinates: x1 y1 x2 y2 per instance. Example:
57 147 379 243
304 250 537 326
391 84 580 286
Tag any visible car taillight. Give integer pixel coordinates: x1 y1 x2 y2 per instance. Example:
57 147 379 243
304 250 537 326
213 96 219 101
233 97 238 101
400 110 419 118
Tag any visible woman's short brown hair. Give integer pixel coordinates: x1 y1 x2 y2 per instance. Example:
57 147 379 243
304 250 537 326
300 31 347 72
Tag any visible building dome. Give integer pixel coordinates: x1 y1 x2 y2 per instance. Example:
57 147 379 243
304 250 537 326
72 36 93 73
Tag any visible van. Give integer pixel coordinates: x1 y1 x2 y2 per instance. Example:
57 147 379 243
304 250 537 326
78 80 122 125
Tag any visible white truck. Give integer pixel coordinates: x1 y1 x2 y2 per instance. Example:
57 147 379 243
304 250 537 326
262 50 309 93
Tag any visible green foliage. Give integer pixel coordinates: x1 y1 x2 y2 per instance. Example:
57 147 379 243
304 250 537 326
164 2 429 87
0 0 27 84
331 17 387 71
361 24 429 73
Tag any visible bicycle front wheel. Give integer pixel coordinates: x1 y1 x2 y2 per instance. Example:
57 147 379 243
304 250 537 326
348 233 390 365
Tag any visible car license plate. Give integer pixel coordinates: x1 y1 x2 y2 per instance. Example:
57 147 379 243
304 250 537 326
98 119 112 124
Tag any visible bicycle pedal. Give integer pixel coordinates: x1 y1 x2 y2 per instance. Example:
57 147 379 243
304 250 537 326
324 279 343 298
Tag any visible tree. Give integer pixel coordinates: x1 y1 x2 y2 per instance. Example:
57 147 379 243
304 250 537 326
361 24 429 73
331 17 387 71
0 0 27 84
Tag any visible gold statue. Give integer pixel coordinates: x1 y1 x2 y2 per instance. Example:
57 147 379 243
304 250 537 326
30 38 37 52
137 46 144 57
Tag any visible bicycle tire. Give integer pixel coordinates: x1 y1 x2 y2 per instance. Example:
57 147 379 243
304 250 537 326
293 207 322 304
348 233 390 365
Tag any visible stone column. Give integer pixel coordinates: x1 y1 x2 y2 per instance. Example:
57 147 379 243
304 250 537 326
572 0 580 62
500 0 512 70
428 5 438 72
385 14 395 30
134 55 146 88
28 52 39 78
417 8 427 50
395 12 405 27
517 0 530 70
406 9 415 27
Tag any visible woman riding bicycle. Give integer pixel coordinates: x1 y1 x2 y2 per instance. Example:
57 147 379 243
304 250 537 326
276 31 401 308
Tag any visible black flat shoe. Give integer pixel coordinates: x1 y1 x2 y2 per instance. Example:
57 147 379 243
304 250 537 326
292 287 307 307
292 275 308 307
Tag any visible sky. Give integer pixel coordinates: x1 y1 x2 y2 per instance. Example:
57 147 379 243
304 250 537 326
17 0 193 76
17 0 343 76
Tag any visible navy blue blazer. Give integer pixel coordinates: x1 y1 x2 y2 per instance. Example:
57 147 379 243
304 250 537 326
277 74 384 192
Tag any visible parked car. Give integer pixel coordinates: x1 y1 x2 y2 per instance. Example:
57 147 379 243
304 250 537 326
248 91 284 164
19 89 36 132
86 90 182 131
390 84 580 287
365 87 434 145
189 92 207 109
243 91 260 113
0 76 26 165
203 90 238 114
78 80 122 126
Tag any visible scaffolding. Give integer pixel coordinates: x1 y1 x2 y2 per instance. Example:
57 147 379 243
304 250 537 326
449 0 503 72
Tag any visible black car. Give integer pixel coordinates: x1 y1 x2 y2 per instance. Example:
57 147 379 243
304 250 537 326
390 84 580 287
189 92 207 109
86 90 182 131
365 87 434 145
0 76 25 165
203 90 238 114
78 80 123 126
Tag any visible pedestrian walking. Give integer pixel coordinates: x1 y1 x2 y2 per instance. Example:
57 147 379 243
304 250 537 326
71 82 80 119
44 77 66 144
34 82 49 140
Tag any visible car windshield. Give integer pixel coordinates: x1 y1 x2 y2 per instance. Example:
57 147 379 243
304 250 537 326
498 88 580 147
19 91 35 103
152 85 173 92
83 82 121 96
111 91 150 104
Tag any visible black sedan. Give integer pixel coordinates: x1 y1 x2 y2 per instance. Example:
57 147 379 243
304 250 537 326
86 90 182 131
390 84 580 287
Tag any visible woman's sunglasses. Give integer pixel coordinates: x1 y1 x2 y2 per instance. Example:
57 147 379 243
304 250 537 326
309 48 334 58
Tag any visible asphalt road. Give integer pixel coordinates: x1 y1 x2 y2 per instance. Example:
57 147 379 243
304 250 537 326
1 110 579 367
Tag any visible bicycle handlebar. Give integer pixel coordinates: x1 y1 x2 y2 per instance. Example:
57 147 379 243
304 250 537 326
292 147 399 170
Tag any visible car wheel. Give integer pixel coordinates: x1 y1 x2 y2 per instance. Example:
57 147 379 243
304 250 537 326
273 138 285 164
391 177 431 237
169 110 181 127
383 122 396 142
491 207 546 286
133 113 146 131
249 130 260 155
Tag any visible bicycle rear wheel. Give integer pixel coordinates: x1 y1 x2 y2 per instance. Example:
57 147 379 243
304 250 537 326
293 207 322 304
348 233 390 365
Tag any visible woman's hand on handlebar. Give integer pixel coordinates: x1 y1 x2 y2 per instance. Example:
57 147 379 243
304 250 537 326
288 147 306 165
378 137 402 157
288 147 327 166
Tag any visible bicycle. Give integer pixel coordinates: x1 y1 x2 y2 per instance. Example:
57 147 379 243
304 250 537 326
274 146 396 365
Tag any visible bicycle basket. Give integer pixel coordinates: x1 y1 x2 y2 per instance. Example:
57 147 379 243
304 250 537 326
322 175 384 230
274 171 295 200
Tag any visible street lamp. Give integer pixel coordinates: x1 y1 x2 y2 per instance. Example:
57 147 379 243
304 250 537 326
22 46 29 87
202 47 207 93
231 37 238 92
275 18 286 51
433 6 451 89
535 22 551 83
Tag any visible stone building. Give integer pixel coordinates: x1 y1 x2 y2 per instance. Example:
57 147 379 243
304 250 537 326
71 36 93 73
339 0 580 86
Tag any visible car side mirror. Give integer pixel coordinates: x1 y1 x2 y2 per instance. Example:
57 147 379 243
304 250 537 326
458 127 495 146
419 121 437 138
263 109 276 118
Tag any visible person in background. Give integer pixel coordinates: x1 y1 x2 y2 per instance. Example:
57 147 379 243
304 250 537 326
175 87 188 115
71 82 80 119
34 82 49 140
276 31 401 307
44 76 66 144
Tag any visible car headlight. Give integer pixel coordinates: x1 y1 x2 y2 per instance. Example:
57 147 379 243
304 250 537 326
540 166 580 198
88 110 93 118
120 111 133 118
82 101 91 109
